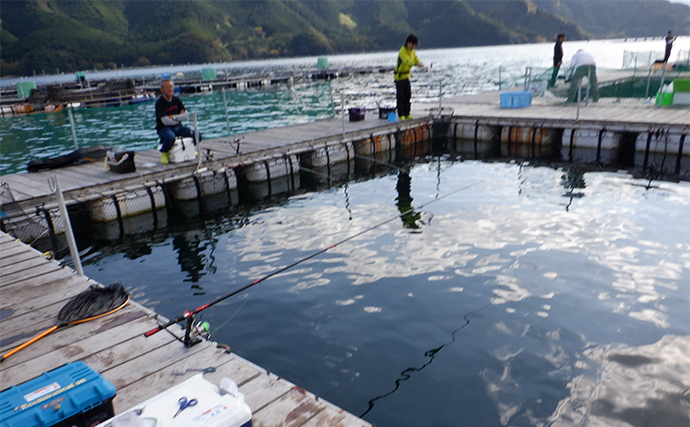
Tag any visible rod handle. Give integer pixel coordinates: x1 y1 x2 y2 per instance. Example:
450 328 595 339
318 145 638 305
144 326 162 337
1 325 58 362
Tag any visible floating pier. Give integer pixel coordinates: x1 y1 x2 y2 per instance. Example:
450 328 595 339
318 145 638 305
1 85 688 426
0 232 371 426
0 65 395 116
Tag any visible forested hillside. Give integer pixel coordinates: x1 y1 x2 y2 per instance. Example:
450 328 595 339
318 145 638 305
1 0 688 77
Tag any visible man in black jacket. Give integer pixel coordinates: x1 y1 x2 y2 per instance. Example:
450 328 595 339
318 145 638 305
549 34 565 88
155 80 197 164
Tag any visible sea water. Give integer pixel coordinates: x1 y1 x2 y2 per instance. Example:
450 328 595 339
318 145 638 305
2 37 688 175
77 158 690 427
3 39 690 427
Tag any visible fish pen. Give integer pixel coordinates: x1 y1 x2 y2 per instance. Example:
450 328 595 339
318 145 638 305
1 116 687 265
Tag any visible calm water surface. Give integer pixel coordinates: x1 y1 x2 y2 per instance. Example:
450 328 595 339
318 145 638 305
78 157 690 427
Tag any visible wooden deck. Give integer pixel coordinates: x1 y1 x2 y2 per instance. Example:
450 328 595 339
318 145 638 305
1 114 418 211
2 89 688 211
0 232 371 426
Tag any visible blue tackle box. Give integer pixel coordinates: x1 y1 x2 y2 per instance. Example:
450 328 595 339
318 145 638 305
0 361 116 427
500 91 532 108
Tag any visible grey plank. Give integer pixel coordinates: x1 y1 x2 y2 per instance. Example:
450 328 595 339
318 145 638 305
0 254 56 279
0 276 91 324
0 311 156 386
0 266 76 289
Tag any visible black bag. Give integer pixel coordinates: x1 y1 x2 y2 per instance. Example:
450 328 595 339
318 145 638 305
106 150 136 173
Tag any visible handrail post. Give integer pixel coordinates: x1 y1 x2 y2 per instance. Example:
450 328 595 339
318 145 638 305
222 89 231 136
52 176 83 276
193 112 202 170
68 106 78 150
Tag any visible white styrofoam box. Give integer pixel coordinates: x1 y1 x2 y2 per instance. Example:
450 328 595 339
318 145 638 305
96 374 252 427
158 137 197 163
672 92 690 105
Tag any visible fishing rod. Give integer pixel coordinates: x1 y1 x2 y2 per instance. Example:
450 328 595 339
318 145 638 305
144 180 481 346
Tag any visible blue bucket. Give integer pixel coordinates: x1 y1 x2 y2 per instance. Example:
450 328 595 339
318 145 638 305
388 112 397 122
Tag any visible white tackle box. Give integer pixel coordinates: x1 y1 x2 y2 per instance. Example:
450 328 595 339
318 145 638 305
96 374 252 427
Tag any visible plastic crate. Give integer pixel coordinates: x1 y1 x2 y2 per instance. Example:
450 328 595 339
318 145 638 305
500 91 532 108
673 78 690 93
348 107 365 121
0 361 116 427
96 374 252 427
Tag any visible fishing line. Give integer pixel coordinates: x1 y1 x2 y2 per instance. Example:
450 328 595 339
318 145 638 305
353 153 401 171
299 166 354 220
144 180 482 339
360 282 504 418
213 286 259 333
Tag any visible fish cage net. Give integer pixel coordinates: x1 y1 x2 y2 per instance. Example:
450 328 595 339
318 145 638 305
0 182 55 245
623 49 690 69
1 168 244 262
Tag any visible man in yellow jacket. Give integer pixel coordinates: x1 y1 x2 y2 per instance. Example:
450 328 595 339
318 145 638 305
395 34 425 121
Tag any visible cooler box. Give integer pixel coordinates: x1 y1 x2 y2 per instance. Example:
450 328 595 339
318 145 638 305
158 137 197 163
500 91 532 108
0 361 116 427
96 374 252 427
378 106 396 119
348 107 365 122
106 151 136 173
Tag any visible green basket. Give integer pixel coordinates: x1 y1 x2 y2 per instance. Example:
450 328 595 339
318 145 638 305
656 91 674 106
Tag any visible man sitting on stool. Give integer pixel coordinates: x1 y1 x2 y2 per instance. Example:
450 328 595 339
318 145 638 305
567 49 599 103
155 79 199 164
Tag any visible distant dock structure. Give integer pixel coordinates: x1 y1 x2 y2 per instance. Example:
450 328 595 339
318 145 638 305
0 64 394 116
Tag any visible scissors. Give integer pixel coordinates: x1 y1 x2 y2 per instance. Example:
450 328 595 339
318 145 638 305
173 396 197 418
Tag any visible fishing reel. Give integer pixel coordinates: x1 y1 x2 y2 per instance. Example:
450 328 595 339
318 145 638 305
192 320 211 340
183 317 211 347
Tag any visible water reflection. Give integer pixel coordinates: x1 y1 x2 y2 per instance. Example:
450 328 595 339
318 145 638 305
72 151 689 427
395 168 422 230
547 335 690 427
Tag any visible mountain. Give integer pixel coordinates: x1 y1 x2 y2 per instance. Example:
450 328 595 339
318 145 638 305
1 0 688 78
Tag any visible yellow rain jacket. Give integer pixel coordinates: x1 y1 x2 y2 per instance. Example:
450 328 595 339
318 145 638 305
394 46 420 81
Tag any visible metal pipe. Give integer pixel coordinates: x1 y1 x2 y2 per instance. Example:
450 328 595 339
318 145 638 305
51 176 83 276
68 107 78 150
656 65 667 107
438 79 443 114
645 66 653 99
193 112 202 170
222 90 231 136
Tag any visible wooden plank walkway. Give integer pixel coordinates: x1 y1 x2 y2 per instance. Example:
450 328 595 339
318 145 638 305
2 89 688 211
1 113 415 211
0 232 371 426
441 89 690 131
